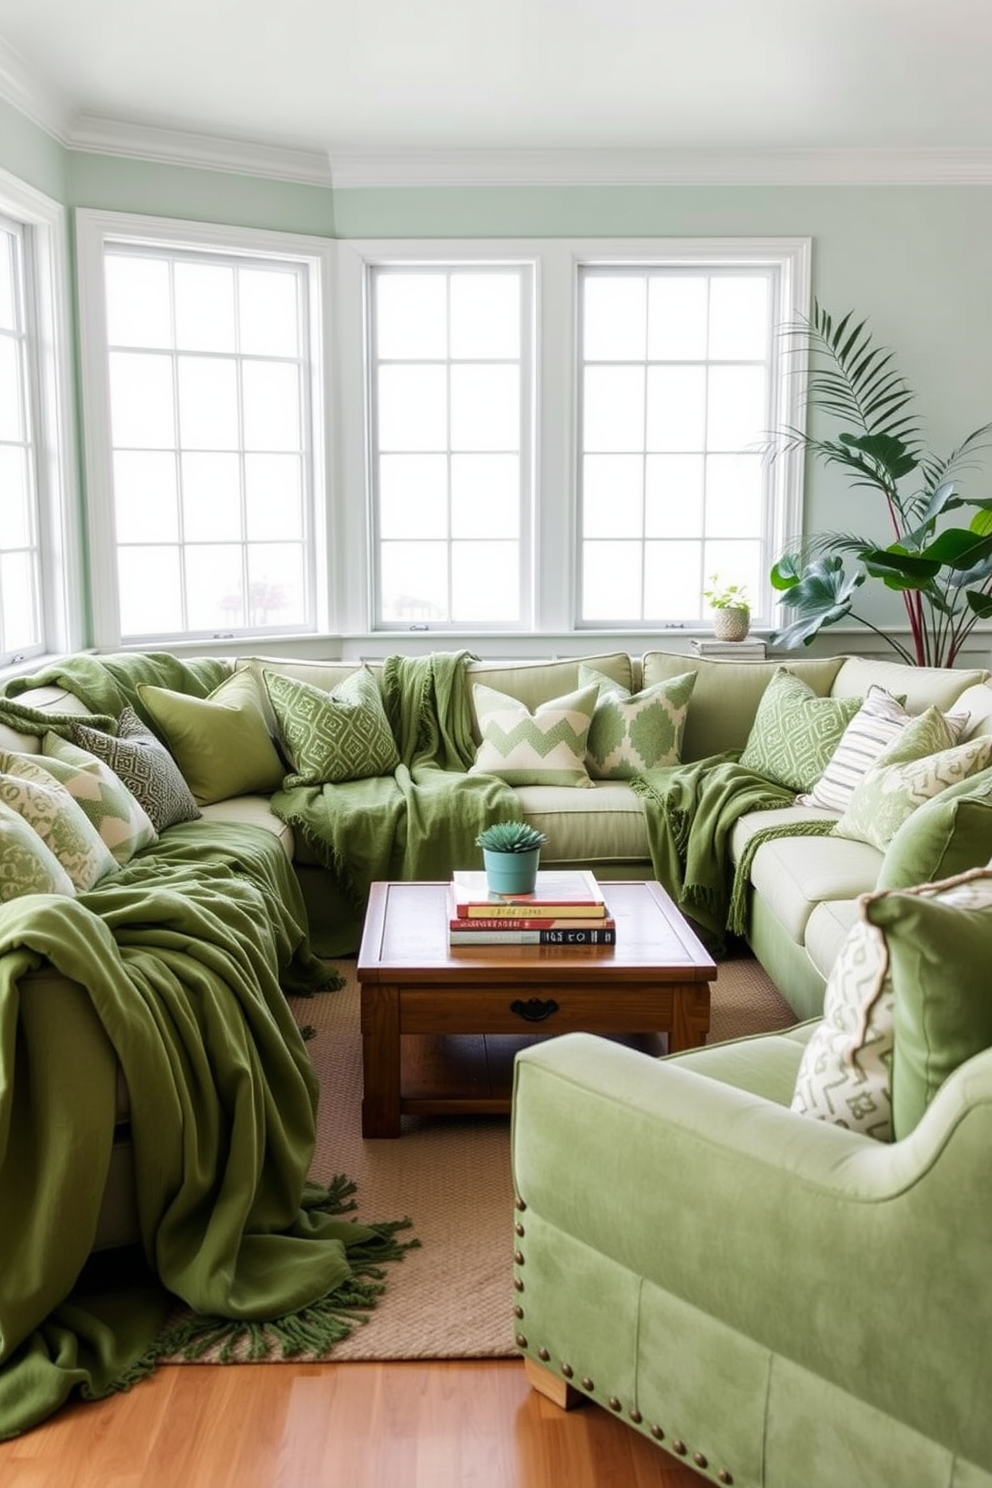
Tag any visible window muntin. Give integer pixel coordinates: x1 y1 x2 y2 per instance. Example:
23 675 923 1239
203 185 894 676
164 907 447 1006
370 265 532 628
0 215 42 661
578 266 778 627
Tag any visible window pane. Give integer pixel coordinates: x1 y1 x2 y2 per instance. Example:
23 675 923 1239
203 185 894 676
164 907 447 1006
0 446 31 544
178 356 239 450
582 540 643 620
709 277 769 360
185 544 244 631
113 451 179 542
648 277 707 360
0 336 23 440
247 544 306 626
451 541 519 621
705 453 762 537
109 352 175 447
451 455 519 538
450 365 519 451
645 455 704 538
117 547 183 634
583 366 645 452
381 540 448 623
645 540 702 617
239 268 300 357
646 365 706 451
583 454 644 538
706 365 767 451
245 453 303 540
174 261 236 352
450 274 519 359
583 277 646 362
379 453 447 538
181 452 242 541
376 274 447 360
0 550 39 650
105 257 172 348
243 361 301 452
0 231 15 331
703 539 761 604
378 365 447 451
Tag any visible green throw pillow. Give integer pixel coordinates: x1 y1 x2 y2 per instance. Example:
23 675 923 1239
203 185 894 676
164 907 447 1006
138 671 285 804
469 683 598 787
877 770 992 890
865 869 992 1138
39 733 159 864
578 664 697 779
67 707 202 831
0 752 119 889
263 667 400 787
833 711 992 852
739 669 862 792
0 798 76 900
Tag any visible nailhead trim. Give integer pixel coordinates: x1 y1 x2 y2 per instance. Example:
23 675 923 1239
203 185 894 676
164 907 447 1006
650 1425 665 1441
561 1362 574 1379
513 1277 524 1292
515 1196 526 1211
512 1304 523 1319
694 1452 708 1469
515 1333 527 1348
514 1222 525 1237
608 1396 622 1412
629 1409 642 1424
673 1439 687 1456
581 1377 594 1391
538 1347 550 1361
513 1250 525 1266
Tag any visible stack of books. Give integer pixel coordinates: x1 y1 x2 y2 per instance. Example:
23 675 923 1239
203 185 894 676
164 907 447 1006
447 869 616 946
691 637 767 658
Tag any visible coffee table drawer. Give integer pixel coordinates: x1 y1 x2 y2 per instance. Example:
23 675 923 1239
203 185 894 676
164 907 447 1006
396 983 704 1035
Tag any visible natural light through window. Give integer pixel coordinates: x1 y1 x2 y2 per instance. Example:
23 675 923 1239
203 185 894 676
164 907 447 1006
0 215 42 661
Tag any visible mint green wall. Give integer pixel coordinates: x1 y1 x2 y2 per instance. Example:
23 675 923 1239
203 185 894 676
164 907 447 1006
0 97 65 199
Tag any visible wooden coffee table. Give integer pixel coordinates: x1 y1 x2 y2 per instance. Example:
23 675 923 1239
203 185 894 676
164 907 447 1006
356 879 715 1137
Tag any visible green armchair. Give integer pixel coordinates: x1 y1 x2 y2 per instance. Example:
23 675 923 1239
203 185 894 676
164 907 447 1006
510 1026 992 1487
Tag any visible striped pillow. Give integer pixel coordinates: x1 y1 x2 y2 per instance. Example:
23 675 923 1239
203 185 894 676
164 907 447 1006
797 687 967 814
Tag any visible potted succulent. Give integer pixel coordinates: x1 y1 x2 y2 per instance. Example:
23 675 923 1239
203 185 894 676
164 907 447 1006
475 821 548 896
703 576 751 642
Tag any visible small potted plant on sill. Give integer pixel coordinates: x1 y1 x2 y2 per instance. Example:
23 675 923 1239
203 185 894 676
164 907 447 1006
704 576 751 642
476 821 548 896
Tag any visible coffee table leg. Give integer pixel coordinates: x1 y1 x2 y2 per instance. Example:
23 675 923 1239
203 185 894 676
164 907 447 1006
668 981 711 1053
361 983 402 1137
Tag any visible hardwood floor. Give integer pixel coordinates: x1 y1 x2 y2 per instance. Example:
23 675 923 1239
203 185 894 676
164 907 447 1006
0 1359 705 1488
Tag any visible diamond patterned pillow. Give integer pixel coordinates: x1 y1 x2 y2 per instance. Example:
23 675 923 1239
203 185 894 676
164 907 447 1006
38 732 159 864
469 683 598 787
578 664 697 779
0 799 76 901
263 667 400 787
67 707 201 831
790 902 894 1141
739 668 862 792
0 752 119 889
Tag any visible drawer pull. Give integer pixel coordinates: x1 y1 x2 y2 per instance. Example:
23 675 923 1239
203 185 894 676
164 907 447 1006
510 997 560 1023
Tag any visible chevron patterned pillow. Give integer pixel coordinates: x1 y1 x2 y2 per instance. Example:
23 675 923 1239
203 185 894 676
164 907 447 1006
469 683 598 787
739 667 862 792
263 667 400 787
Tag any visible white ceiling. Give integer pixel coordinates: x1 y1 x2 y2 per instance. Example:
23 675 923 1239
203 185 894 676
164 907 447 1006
0 0 990 168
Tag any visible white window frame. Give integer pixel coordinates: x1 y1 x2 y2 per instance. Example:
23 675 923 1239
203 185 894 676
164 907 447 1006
336 236 809 640
75 209 333 649
0 168 80 669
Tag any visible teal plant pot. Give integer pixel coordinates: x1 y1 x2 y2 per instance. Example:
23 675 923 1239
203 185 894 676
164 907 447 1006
483 847 540 896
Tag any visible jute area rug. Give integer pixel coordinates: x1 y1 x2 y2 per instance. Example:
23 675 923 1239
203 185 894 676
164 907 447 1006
226 953 796 1364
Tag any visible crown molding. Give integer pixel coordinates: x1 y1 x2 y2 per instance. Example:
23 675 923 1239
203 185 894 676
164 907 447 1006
0 35 73 140
326 145 992 189
67 114 334 186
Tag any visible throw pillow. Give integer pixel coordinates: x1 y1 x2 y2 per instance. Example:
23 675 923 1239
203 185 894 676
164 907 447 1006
262 667 400 788
578 664 697 779
138 671 285 804
790 903 894 1141
877 771 992 891
738 668 862 793
38 733 159 864
865 868 992 1139
0 752 119 889
832 712 992 852
469 683 598 788
0 799 76 901
67 707 202 831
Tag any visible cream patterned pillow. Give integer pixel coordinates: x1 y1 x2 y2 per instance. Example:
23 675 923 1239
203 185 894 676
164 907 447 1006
469 683 598 787
0 799 76 901
791 905 894 1141
0 752 118 890
39 733 159 864
578 664 697 779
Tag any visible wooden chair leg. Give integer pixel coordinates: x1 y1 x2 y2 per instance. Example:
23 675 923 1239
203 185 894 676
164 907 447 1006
523 1357 583 1410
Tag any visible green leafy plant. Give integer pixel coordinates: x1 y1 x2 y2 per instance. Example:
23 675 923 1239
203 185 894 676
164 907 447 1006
703 576 750 613
475 821 547 854
767 301 992 666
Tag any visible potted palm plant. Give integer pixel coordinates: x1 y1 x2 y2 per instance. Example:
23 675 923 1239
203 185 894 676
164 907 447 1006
766 301 992 666
476 821 548 896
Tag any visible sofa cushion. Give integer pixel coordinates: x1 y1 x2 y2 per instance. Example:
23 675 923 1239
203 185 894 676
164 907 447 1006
578 664 696 778
804 899 862 982
198 796 294 863
234 656 365 732
513 781 650 863
38 733 159 864
67 707 201 831
465 653 633 741
0 798 76 900
865 868 992 1138
790 906 894 1141
876 771 992 890
829 657 989 712
469 683 597 787
739 668 862 792
137 671 285 804
746 829 882 945
263 667 400 788
0 752 119 889
640 653 844 761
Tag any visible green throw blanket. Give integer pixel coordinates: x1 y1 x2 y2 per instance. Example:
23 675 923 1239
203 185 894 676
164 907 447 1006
3 650 228 731
270 651 520 952
0 822 413 1440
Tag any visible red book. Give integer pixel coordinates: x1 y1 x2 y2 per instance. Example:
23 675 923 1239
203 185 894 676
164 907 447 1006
449 870 608 919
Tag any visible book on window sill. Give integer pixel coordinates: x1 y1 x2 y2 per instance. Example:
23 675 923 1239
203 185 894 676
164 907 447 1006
690 637 767 658
449 869 609 919
449 924 617 946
